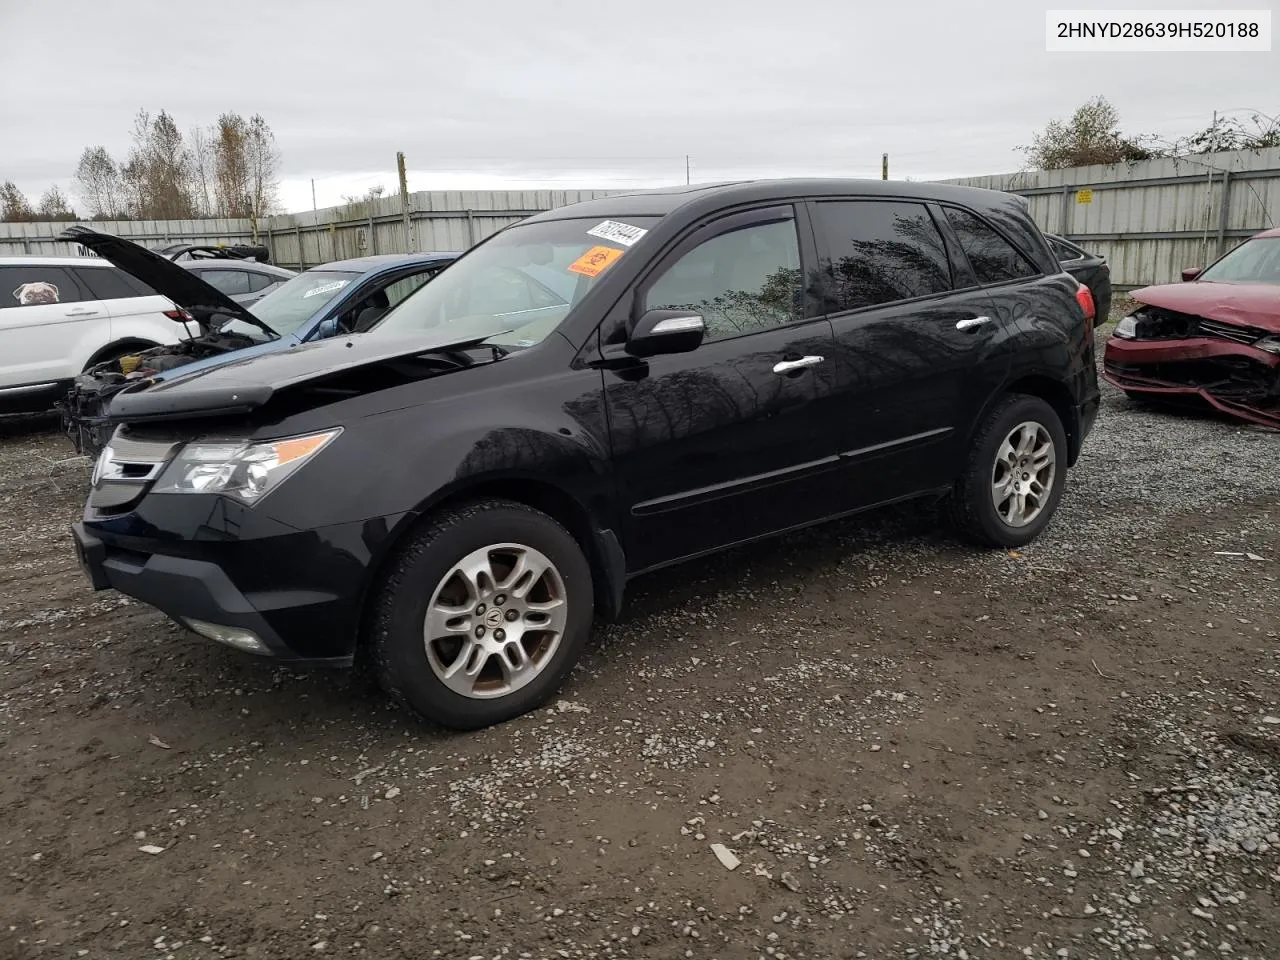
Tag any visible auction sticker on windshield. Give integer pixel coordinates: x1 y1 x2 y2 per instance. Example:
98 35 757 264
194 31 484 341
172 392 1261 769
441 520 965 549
586 220 648 247
568 245 625 278
303 279 350 299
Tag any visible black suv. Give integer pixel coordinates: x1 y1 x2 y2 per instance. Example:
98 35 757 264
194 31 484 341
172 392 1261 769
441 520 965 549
73 180 1099 729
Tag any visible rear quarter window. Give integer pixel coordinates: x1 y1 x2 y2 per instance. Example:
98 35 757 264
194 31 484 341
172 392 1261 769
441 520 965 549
943 208 1039 285
74 266 157 300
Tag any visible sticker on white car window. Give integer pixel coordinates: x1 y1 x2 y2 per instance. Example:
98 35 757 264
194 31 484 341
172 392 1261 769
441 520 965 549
303 279 350 299
12 281 60 305
586 220 648 247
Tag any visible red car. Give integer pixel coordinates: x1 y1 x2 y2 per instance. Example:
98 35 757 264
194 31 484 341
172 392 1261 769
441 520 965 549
1103 227 1280 428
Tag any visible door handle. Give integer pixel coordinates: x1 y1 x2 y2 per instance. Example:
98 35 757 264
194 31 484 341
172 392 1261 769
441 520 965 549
772 355 824 375
64 308 100 317
955 315 992 331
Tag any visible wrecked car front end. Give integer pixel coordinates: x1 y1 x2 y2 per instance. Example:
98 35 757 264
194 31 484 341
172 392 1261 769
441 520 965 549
1103 304 1280 427
62 331 263 455
1102 233 1280 428
57 226 282 457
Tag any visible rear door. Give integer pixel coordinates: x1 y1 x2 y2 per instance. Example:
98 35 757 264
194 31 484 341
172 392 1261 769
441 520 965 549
810 199 1010 505
73 264 176 338
601 204 841 571
0 264 106 387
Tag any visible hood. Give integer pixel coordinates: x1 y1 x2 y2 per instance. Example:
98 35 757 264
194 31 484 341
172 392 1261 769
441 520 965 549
60 226 278 338
1132 280 1280 332
106 328 507 422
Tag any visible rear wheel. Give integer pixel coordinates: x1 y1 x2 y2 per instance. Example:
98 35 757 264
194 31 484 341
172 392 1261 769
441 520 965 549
950 394 1067 547
369 499 593 730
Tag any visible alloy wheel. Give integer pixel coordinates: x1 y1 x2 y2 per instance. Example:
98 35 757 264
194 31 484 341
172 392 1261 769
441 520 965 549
423 543 568 699
990 420 1056 528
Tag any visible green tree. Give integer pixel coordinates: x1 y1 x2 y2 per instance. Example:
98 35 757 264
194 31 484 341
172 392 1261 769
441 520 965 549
1021 96 1157 170
0 181 36 222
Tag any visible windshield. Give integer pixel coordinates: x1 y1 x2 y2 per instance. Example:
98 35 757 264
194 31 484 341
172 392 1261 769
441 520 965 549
1198 237 1280 286
373 216 661 347
221 269 360 338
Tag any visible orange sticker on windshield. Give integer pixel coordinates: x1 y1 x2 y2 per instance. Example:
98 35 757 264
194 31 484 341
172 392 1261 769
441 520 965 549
568 245 624 277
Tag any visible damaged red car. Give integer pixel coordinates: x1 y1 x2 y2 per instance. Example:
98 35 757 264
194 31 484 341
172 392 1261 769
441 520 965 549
1104 227 1280 428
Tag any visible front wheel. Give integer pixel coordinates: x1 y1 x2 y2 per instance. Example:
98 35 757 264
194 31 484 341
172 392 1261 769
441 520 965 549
950 394 1068 548
369 499 594 730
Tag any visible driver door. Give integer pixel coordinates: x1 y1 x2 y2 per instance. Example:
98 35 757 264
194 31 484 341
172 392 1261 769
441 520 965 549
600 205 842 572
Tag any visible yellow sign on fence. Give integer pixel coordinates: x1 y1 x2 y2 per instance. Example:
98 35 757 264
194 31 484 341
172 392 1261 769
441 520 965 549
1076 188 1094 204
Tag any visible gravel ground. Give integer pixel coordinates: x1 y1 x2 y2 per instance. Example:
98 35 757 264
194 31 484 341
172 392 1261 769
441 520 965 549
2 317 1279 960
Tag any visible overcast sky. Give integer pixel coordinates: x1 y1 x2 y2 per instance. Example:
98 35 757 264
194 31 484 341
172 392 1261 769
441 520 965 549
0 0 1274 213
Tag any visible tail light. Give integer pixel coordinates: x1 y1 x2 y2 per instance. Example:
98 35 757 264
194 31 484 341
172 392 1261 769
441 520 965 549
164 308 194 322
1075 282 1096 330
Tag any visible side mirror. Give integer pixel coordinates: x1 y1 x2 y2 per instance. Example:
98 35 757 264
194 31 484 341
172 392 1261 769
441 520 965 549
626 309 705 358
1181 267 1202 282
314 317 341 339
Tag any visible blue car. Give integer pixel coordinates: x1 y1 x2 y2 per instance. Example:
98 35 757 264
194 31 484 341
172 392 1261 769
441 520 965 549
58 226 458 456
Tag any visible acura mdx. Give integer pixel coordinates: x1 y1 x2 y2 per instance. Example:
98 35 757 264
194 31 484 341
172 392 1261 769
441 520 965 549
73 179 1099 729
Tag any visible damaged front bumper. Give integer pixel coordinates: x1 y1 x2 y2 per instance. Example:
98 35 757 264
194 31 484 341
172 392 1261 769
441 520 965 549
58 376 128 458
1103 335 1280 428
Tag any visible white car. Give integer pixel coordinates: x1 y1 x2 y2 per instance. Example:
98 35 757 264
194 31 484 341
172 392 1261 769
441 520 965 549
0 256 187 415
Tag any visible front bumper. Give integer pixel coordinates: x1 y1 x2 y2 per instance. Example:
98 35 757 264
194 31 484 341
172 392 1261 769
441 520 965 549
72 515 378 665
1103 335 1280 429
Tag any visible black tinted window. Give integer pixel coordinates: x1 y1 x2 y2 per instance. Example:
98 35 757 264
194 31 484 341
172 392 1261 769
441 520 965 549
645 218 801 342
945 208 1038 284
1047 237 1081 262
0 265 85 308
197 268 252 295
813 201 951 311
74 266 154 300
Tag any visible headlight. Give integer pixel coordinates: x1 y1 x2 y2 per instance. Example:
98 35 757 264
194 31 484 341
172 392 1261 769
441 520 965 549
153 429 341 505
1255 336 1280 355
1114 315 1138 339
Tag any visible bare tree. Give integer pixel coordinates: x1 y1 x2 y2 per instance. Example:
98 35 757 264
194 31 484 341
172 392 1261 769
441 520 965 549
74 146 125 220
122 109 198 219
188 125 214 217
37 185 77 221
0 181 36 222
1021 96 1157 170
213 113 252 218
245 114 280 239
1176 111 1280 154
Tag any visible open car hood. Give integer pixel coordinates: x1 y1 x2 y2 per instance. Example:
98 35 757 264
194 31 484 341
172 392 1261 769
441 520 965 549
106 328 508 422
60 226 278 338
1132 281 1280 333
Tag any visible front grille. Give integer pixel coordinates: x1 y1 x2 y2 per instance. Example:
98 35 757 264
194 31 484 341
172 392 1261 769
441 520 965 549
1197 317 1269 346
88 434 182 512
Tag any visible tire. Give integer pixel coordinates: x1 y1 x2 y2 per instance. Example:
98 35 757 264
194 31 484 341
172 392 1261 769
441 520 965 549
369 498 594 730
949 394 1068 548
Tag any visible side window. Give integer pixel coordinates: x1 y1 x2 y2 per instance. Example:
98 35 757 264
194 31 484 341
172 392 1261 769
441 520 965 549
644 218 801 342
246 271 278 292
944 208 1039 285
198 269 253 295
74 266 153 300
812 201 951 312
382 267 442 309
0 265 85 308
1048 237 1080 262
